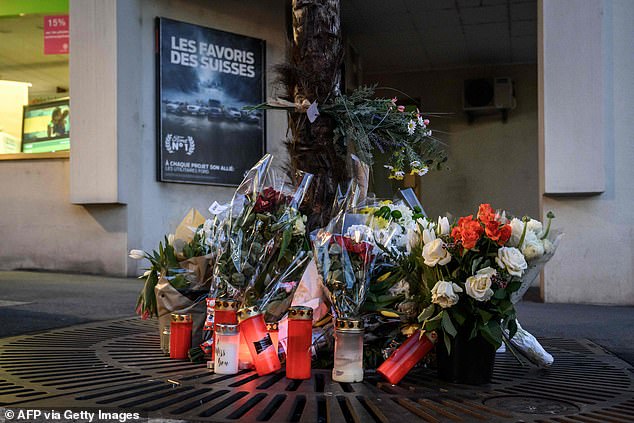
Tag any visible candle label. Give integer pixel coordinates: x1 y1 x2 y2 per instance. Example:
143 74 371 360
253 333 273 355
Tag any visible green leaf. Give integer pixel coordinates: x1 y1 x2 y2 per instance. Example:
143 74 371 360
451 308 467 326
277 228 292 262
417 304 435 322
508 318 518 339
443 331 452 356
441 311 457 337
477 308 493 322
480 320 503 349
494 288 507 299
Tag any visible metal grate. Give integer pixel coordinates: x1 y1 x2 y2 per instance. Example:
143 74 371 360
1 318 633 422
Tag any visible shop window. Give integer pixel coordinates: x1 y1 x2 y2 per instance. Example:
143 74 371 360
0 6 69 158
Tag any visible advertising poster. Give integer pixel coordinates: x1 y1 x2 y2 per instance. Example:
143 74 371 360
156 18 265 185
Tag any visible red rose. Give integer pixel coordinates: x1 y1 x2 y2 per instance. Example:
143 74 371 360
331 235 374 264
254 187 289 213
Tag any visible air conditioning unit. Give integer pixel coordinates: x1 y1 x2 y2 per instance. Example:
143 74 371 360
463 77 515 111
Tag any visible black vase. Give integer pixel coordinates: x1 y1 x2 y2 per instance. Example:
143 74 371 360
435 330 496 385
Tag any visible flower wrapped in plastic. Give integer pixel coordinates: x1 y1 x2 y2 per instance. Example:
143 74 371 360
313 183 378 319
211 154 314 316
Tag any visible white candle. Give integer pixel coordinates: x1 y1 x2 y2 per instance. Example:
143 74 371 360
214 324 240 375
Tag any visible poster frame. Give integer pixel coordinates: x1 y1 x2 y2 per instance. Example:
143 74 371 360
155 16 267 186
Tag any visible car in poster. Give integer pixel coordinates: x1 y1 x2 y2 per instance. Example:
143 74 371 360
186 104 205 116
225 107 242 121
207 106 224 120
241 110 261 124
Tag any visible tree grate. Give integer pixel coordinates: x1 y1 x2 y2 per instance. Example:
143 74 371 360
1 317 633 422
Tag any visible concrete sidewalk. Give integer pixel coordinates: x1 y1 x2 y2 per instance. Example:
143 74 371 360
1 270 633 366
0 271 142 337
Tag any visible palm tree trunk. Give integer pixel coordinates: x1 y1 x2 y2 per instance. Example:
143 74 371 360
285 0 347 228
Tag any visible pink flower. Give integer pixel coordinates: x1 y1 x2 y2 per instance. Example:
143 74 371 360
391 97 398 105
397 105 405 112
423 119 430 126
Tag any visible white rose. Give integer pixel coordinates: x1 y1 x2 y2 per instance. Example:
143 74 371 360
431 280 463 308
422 238 452 266
508 218 541 248
437 216 450 236
496 247 528 277
542 238 554 254
167 233 175 245
527 218 543 235
522 239 545 260
465 267 496 302
508 218 524 247
128 249 145 260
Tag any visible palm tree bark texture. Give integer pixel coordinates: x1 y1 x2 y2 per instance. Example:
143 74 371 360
282 0 347 229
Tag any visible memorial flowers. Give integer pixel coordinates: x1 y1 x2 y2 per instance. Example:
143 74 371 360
210 155 314 321
386 204 560 354
247 85 447 182
130 213 221 319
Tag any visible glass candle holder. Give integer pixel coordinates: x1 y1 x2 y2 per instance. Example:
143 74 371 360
286 306 313 380
161 327 170 356
377 330 437 385
213 299 238 361
169 313 192 360
332 318 364 383
214 324 240 375
238 306 281 376
239 331 254 369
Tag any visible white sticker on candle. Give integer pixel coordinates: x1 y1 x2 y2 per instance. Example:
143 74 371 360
307 101 320 123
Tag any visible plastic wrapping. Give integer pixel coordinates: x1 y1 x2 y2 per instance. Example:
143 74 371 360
511 231 564 303
313 182 377 320
211 154 314 315
505 320 554 367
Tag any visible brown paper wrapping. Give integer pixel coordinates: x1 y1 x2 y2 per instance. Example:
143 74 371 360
174 208 207 244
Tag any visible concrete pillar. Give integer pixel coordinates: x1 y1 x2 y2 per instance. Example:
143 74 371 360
539 0 634 304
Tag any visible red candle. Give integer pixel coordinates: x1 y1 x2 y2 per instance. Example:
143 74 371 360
213 299 238 361
286 306 313 380
266 322 284 362
169 313 193 360
377 330 437 385
266 322 280 353
238 306 281 376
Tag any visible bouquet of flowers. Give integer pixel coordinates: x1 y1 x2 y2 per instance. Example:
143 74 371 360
401 204 559 354
247 85 447 182
210 154 314 320
313 183 378 320
130 209 224 319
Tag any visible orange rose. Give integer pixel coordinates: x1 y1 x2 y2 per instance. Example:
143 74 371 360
451 215 484 250
485 221 512 245
477 203 496 223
